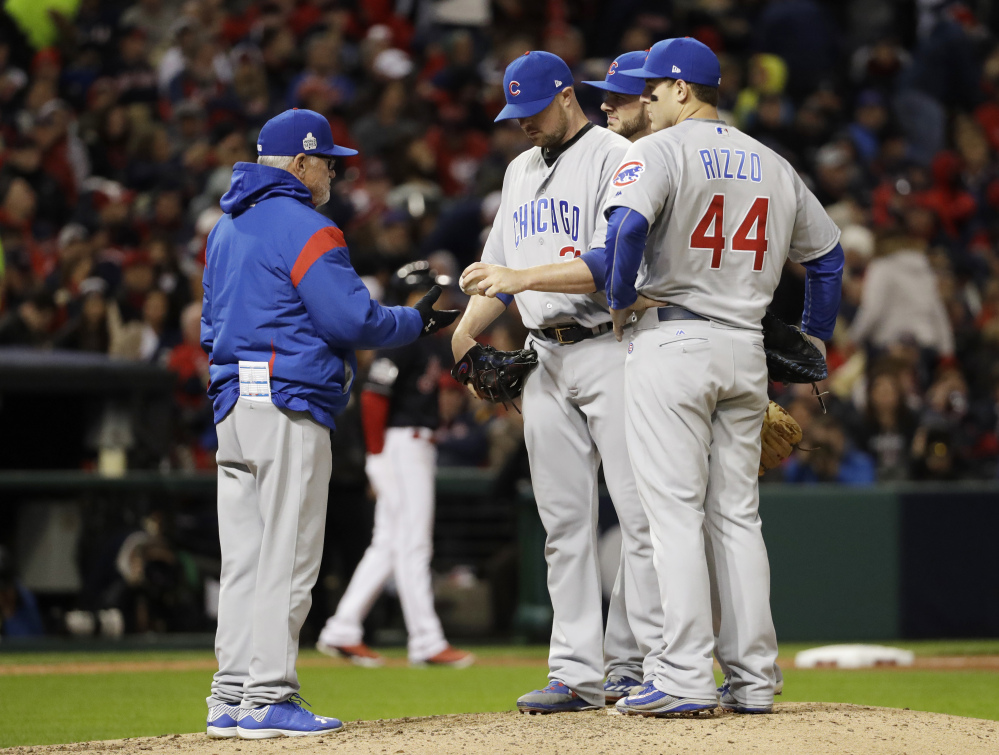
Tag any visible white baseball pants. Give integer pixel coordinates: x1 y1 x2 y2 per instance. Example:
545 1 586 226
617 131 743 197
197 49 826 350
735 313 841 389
523 332 664 707
624 313 779 707
319 428 448 662
210 399 332 708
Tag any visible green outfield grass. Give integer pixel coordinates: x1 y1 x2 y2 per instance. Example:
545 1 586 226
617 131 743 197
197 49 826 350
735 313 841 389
0 641 997 747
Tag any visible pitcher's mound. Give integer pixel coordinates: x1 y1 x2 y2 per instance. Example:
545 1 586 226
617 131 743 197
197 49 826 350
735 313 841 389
7 703 998 755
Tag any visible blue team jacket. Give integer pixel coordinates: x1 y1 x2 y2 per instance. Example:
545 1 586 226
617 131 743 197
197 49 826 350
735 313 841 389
201 162 422 430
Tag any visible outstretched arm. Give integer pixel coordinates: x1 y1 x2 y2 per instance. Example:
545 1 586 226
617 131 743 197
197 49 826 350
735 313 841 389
294 228 423 350
460 257 598 297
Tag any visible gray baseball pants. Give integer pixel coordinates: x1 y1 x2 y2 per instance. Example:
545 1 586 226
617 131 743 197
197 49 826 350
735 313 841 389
624 315 779 707
523 331 664 707
208 398 332 709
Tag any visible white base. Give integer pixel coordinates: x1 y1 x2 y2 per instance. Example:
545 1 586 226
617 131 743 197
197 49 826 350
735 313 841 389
794 644 915 669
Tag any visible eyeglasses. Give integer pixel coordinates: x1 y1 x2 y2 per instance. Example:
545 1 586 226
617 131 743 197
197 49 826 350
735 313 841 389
312 155 336 171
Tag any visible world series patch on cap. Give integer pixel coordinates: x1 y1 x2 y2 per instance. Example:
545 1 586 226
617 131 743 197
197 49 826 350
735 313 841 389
256 108 358 158
495 51 573 122
618 37 721 88
581 50 654 96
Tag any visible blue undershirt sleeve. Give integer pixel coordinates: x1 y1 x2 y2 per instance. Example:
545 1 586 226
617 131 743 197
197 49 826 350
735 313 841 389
603 207 649 310
496 293 513 307
800 242 844 341
579 248 605 292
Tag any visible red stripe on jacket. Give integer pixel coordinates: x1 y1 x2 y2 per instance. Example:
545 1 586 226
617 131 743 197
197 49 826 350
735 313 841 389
290 226 347 288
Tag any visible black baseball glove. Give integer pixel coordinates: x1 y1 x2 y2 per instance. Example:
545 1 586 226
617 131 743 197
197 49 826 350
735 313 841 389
451 343 539 404
761 311 828 383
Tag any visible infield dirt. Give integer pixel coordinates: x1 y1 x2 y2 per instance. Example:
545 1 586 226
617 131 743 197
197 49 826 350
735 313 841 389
4 703 997 755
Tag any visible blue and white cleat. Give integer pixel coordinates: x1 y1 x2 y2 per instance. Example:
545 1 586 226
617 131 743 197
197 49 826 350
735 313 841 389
516 680 602 714
718 685 773 714
236 695 344 738
616 681 717 717
603 676 644 704
717 664 782 708
206 702 241 738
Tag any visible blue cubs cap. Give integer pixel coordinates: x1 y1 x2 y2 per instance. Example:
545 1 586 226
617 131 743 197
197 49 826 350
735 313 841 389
581 51 650 95
256 108 358 158
495 51 573 122
618 37 721 88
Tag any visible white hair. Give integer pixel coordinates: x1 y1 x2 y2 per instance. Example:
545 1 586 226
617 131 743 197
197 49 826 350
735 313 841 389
257 155 295 170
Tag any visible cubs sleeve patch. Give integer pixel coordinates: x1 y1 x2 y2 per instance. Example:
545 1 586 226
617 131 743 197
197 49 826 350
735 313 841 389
613 161 645 187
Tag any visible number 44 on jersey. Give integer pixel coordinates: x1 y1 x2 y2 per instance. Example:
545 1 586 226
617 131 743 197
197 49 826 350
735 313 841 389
690 195 770 272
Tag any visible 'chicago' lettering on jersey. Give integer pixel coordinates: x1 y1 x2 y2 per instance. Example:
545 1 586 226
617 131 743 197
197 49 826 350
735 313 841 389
698 148 762 183
513 198 581 247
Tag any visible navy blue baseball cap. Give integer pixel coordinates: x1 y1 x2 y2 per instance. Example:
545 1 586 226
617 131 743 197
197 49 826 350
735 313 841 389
581 51 650 95
618 37 721 88
495 51 573 122
256 108 358 158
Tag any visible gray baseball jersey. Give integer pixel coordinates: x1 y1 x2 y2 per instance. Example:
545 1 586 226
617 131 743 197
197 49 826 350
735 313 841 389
605 119 840 328
485 124 664 703
482 125 629 329
609 118 840 707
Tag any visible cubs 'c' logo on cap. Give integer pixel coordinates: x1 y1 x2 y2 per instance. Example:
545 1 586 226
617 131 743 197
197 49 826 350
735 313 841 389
456 363 469 376
607 61 618 76
509 80 520 96
303 132 318 150
613 161 645 187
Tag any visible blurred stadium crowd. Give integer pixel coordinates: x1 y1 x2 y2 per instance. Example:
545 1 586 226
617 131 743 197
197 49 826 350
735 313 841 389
1 0 999 485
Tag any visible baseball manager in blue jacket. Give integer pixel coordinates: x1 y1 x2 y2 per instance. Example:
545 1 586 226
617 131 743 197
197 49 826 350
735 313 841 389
201 109 458 739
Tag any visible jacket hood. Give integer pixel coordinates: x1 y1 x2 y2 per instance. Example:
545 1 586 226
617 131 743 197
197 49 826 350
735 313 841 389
220 162 313 217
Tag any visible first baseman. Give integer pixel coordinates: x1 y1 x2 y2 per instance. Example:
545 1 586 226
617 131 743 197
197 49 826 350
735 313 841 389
600 39 843 716
452 51 664 713
202 110 457 738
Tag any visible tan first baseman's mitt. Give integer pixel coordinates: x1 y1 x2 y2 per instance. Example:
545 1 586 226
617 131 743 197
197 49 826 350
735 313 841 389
759 401 802 476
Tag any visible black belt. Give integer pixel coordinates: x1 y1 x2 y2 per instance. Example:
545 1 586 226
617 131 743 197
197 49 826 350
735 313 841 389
657 305 708 322
530 321 614 345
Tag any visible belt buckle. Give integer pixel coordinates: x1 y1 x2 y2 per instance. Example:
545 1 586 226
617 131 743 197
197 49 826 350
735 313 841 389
554 326 574 344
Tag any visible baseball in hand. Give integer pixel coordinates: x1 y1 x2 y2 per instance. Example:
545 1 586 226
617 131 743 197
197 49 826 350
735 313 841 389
459 273 479 296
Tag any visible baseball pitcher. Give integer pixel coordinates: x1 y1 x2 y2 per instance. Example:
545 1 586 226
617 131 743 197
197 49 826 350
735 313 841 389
451 51 664 713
